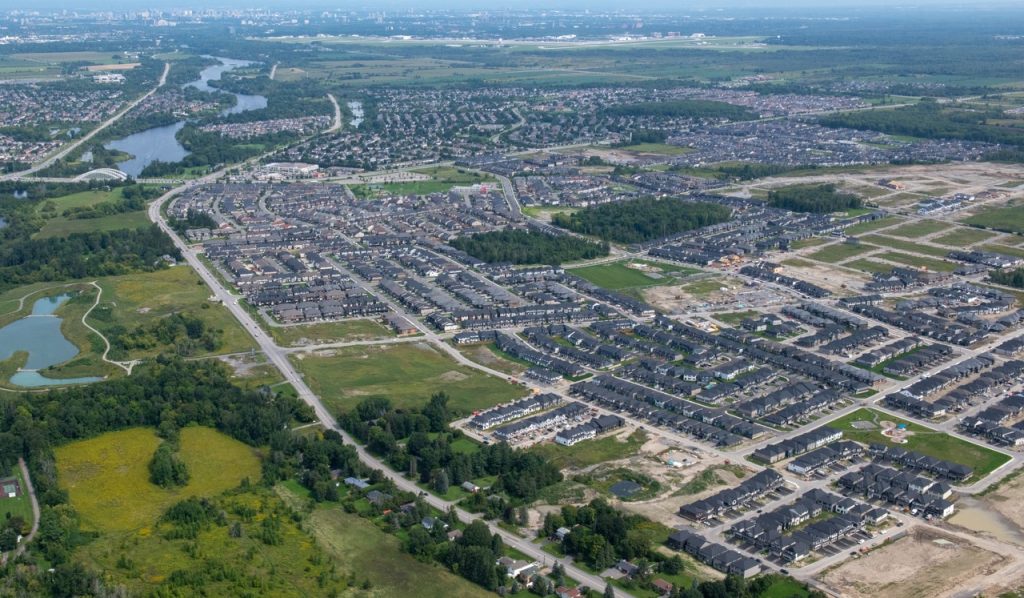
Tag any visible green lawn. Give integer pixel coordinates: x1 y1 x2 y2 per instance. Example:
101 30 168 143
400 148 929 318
291 342 527 416
569 260 698 291
828 408 1010 482
885 219 950 238
964 205 1024 234
55 426 261 533
679 278 730 297
874 251 956 272
0 467 33 525
781 258 819 268
528 430 647 470
932 228 999 247
844 216 904 236
269 319 394 347
859 235 951 257
807 242 877 263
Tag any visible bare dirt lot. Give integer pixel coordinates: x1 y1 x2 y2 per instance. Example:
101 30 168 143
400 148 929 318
820 527 1006 598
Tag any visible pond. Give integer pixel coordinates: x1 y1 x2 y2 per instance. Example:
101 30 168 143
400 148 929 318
104 56 268 176
105 121 189 178
0 294 104 387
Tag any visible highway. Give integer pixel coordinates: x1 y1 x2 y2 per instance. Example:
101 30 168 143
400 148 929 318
2 62 170 182
147 187 627 596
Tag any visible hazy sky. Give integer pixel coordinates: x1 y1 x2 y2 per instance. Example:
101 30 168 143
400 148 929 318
3 0 1022 10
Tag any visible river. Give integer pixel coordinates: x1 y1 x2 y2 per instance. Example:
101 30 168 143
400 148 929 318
105 56 268 176
0 294 104 387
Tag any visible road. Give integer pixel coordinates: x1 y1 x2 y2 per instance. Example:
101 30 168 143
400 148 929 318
147 187 626 596
1 62 170 181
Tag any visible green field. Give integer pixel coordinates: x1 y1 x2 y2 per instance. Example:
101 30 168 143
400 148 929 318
569 260 699 291
35 188 126 214
885 219 950 238
291 342 527 416
280 485 489 598
618 143 693 155
931 227 999 247
807 242 878 263
790 237 829 250
828 408 1010 482
875 251 956 272
858 234 952 257
91 267 256 360
844 216 904 236
56 426 261 532
269 318 394 347
75 483 347 597
34 210 151 239
679 277 731 297
528 430 647 470
349 166 495 199
846 259 898 274
964 205 1024 234
979 243 1024 259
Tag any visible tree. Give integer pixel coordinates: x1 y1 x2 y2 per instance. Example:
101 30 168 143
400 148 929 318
433 469 450 495
406 526 436 560
604 582 615 598
148 442 189 488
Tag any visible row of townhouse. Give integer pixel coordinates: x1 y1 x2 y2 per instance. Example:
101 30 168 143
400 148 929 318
492 402 589 442
677 469 785 522
667 529 761 578
470 394 561 430
751 427 843 464
838 463 956 518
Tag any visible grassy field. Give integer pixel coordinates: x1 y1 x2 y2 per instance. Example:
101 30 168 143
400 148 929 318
790 237 829 250
618 143 693 155
844 216 904 236
678 277 731 297
291 342 527 416
35 188 125 214
34 210 151 239
455 342 530 376
56 426 261 532
846 259 898 274
91 266 256 360
875 251 956 272
932 227 999 247
279 485 489 598
528 430 647 470
76 485 347 597
885 220 950 238
828 408 1010 482
569 260 699 291
964 205 1024 234
979 243 1024 259
807 242 878 263
349 166 495 199
269 318 394 347
858 234 952 257
0 466 33 524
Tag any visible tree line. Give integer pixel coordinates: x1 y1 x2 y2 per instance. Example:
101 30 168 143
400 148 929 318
340 394 564 502
451 228 609 265
767 183 863 214
552 198 732 244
